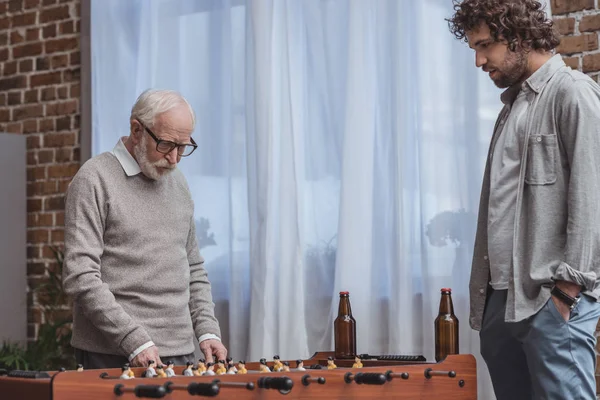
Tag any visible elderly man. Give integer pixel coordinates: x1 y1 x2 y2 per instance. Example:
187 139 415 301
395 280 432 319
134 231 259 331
63 89 227 369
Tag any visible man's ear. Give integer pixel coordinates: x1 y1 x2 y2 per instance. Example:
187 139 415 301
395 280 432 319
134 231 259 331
130 119 142 144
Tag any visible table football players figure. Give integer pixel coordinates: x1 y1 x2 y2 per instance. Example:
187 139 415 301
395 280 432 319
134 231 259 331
327 357 337 370
237 361 248 374
204 362 216 376
183 362 194 376
120 364 134 379
259 358 271 373
146 360 157 377
295 359 305 371
352 356 363 368
165 361 176 377
272 355 283 372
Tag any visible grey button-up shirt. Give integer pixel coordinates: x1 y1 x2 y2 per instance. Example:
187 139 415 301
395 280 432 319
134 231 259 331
470 55 600 330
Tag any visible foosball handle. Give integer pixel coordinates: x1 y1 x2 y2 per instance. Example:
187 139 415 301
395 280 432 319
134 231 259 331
114 383 167 398
187 382 220 397
344 372 387 385
385 370 410 381
354 372 387 385
301 374 326 386
424 368 456 379
257 376 294 394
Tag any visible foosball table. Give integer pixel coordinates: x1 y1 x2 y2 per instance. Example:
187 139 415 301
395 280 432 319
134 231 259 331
0 352 476 399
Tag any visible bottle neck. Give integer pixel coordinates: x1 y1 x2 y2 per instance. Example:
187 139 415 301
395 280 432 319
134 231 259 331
438 293 454 315
338 295 352 316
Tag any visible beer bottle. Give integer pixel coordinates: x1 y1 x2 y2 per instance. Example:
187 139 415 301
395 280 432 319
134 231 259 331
434 288 459 362
334 291 356 359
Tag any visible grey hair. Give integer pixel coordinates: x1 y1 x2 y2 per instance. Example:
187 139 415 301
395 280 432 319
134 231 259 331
130 89 196 129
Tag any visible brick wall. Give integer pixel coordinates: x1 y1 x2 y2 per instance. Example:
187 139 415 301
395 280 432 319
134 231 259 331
0 0 80 342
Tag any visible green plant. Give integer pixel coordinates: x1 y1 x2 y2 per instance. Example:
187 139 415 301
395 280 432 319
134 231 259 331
0 246 75 371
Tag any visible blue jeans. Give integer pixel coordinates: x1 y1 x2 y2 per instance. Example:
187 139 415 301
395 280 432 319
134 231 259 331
480 289 600 400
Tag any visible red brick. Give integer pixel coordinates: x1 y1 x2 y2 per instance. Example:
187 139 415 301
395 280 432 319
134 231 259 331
42 24 57 39
24 0 41 9
46 100 77 116
59 20 74 35
41 87 56 101
580 15 600 32
26 27 40 42
38 118 55 132
0 109 10 122
55 116 70 131
27 199 43 213
10 30 25 45
13 104 44 121
44 196 65 211
0 76 26 91
553 18 576 35
30 71 62 87
40 5 71 24
51 54 68 69
24 89 38 103
19 59 33 73
7 91 22 105
55 147 71 162
13 42 43 59
42 0 57 5
12 12 37 28
583 53 600 73
37 149 54 164
3 61 18 76
27 261 46 275
44 132 76 148
556 34 599 55
27 229 49 243
47 162 78 177
63 67 79 82
27 166 46 182
6 122 22 134
0 18 9 31
69 50 79 65
28 212 54 227
50 229 64 242
36 56 50 71
54 211 64 226
551 0 594 15
23 119 38 134
57 85 68 98
0 94 5 107
9 0 24 13
45 37 78 54
0 32 7 46
70 83 79 98
26 135 40 149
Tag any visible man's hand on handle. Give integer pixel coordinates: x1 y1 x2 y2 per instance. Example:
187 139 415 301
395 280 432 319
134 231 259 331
199 339 228 364
130 345 162 368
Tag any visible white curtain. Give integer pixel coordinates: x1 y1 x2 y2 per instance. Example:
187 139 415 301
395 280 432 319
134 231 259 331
89 1 558 398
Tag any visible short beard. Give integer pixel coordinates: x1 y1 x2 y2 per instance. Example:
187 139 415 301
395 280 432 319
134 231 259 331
492 49 529 89
134 134 176 180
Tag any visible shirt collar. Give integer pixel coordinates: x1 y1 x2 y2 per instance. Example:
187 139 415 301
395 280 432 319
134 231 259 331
500 53 565 105
112 137 141 176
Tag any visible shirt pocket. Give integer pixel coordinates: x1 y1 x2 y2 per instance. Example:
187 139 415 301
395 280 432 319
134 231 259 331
525 134 557 185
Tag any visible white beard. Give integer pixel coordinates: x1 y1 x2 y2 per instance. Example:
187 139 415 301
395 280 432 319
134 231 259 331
134 134 176 180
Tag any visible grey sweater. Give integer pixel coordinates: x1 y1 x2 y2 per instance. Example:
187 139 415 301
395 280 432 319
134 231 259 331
63 152 221 357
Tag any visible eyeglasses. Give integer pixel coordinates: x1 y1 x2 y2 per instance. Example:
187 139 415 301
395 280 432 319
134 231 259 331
137 119 198 157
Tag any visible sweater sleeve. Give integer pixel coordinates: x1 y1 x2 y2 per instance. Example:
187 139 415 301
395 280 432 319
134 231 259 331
187 216 222 340
62 166 153 356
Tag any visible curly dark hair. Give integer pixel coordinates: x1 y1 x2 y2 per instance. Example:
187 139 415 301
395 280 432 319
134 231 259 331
447 0 560 51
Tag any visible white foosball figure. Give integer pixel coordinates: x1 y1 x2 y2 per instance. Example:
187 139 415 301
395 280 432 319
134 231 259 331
183 362 194 376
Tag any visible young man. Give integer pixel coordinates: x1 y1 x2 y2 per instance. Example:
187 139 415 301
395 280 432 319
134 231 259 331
448 1 600 399
63 89 227 369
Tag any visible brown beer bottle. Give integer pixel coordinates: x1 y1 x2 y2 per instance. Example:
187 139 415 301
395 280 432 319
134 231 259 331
334 291 356 359
434 288 459 362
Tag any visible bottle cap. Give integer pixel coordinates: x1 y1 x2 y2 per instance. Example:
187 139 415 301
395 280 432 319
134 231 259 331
340 291 350 295
441 288 452 293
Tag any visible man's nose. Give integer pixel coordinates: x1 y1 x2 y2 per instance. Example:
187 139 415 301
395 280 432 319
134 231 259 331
165 147 179 164
475 52 486 68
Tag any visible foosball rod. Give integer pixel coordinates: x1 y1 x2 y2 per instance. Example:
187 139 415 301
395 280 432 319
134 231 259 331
114 383 167 398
